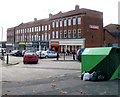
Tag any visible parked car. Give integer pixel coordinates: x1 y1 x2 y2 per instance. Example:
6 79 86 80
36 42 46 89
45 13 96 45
76 48 84 62
40 50 58 58
36 50 42 58
11 50 22 56
23 52 38 64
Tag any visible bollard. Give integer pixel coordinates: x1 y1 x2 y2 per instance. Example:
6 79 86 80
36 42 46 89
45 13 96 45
73 53 75 60
6 54 9 64
56 52 59 60
64 52 65 60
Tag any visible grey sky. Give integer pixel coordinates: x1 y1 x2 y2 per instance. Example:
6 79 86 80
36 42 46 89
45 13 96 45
0 0 119 41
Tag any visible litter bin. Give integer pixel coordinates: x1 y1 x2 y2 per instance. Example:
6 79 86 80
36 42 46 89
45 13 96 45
81 47 120 80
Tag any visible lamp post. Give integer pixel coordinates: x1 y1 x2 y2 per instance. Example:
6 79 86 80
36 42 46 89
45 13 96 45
0 26 3 41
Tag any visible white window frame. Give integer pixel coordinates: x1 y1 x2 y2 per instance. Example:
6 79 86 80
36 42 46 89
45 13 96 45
78 29 81 38
78 17 81 24
68 19 71 26
68 30 71 38
52 21 55 28
73 18 76 25
64 19 67 26
56 31 58 38
52 31 55 39
60 20 62 27
56 21 59 27
64 30 67 38
73 29 76 38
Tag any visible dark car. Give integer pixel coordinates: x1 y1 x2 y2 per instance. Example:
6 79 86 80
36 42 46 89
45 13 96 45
11 50 22 56
76 48 84 62
23 52 38 64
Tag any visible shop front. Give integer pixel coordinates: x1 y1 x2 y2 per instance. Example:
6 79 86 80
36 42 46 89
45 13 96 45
18 42 26 50
50 41 60 52
6 42 14 53
40 41 49 51
26 42 32 50
50 39 85 53
32 42 39 51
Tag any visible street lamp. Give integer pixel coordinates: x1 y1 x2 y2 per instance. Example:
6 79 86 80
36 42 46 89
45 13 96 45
0 26 3 41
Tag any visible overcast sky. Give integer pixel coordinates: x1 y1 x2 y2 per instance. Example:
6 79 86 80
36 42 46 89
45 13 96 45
0 0 119 41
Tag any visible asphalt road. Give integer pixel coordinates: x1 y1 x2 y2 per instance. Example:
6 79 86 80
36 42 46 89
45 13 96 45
1 56 120 96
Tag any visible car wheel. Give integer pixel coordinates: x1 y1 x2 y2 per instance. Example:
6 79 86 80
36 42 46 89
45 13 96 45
45 55 48 58
24 62 27 64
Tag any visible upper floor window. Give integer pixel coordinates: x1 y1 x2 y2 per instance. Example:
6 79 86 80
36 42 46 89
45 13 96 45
39 26 41 31
42 25 44 31
48 34 50 40
45 25 47 31
52 31 55 39
73 18 76 25
56 21 59 27
68 19 71 26
68 30 71 38
32 27 34 32
56 31 58 38
78 29 81 38
45 32 47 40
64 19 67 26
64 30 67 38
49 25 50 30
60 20 62 27
60 31 62 39
78 17 81 24
52 21 55 28
73 29 76 38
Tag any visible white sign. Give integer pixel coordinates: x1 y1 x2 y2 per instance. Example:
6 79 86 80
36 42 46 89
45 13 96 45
89 25 99 29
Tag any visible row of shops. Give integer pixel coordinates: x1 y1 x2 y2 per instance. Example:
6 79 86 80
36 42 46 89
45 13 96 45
6 39 85 53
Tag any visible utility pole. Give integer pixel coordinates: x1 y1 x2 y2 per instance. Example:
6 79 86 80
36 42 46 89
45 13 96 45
0 26 3 41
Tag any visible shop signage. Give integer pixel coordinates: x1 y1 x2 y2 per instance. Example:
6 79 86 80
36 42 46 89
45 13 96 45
32 42 39 46
51 41 59 46
40 42 49 46
19 42 26 46
89 25 99 29
26 42 32 46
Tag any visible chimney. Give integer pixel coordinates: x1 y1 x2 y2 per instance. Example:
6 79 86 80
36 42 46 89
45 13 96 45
49 13 52 18
75 5 79 10
34 18 37 21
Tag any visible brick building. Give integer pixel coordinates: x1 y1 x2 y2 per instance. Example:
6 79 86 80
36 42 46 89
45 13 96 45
7 5 103 53
103 24 120 47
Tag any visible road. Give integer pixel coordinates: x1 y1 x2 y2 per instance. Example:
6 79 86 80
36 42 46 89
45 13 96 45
1 56 120 96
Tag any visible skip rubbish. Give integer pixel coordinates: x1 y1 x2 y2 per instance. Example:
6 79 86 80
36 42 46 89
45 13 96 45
81 71 107 81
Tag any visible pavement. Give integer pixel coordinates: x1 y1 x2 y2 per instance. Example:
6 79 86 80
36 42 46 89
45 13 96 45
0 55 120 96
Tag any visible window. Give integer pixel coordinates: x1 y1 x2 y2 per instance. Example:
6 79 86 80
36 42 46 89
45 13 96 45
60 20 62 27
78 29 81 38
32 27 34 32
73 29 76 38
64 19 67 26
30 28 31 32
39 26 41 31
73 18 76 25
78 17 81 24
39 36 41 41
56 31 58 38
68 30 71 38
68 19 71 26
48 34 50 40
45 32 47 40
42 34 44 40
60 31 62 39
42 25 44 31
64 30 67 38
52 31 55 39
45 25 47 31
49 25 50 30
52 21 55 28
56 21 58 27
